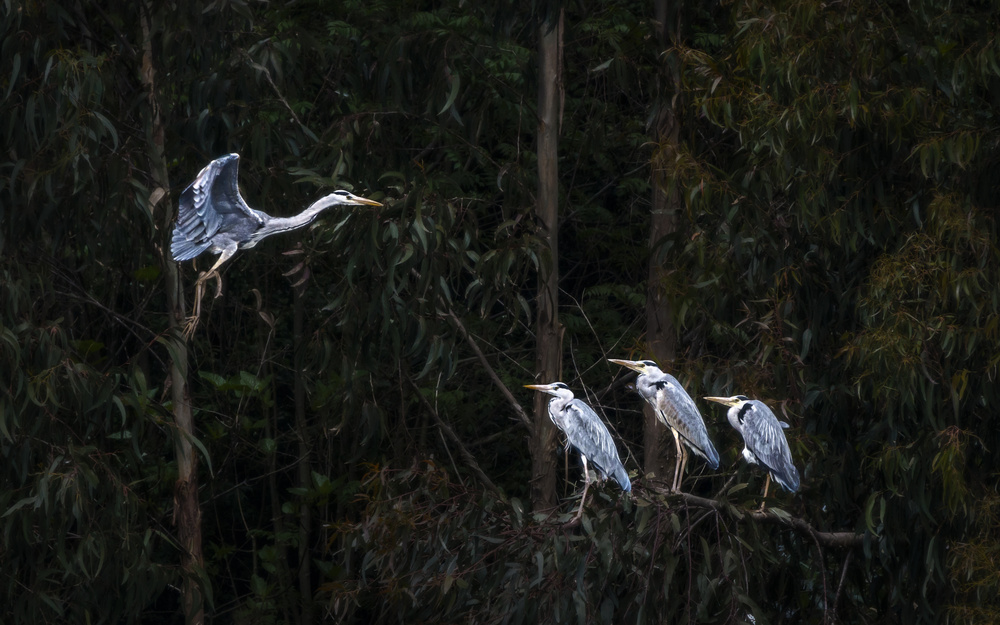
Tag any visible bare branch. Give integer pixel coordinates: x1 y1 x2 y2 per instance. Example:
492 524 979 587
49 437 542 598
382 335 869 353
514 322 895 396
406 375 503 498
445 309 535 436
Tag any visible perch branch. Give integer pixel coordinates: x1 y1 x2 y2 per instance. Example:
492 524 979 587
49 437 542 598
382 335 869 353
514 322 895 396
646 484 866 549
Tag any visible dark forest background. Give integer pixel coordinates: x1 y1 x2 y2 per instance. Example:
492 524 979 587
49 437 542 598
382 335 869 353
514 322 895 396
2 0 1000 623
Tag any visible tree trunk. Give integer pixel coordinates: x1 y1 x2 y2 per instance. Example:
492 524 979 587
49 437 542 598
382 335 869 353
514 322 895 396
139 6 205 624
293 282 314 625
530 9 564 512
646 0 683 482
262 325 294 625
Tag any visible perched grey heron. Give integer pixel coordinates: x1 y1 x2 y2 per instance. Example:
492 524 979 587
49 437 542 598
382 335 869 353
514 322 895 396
608 359 719 492
704 395 800 502
171 153 381 334
524 382 631 521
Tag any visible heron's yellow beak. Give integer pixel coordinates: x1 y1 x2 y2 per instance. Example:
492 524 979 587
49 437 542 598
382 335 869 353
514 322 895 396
524 384 545 391
704 396 738 407
608 358 644 373
352 196 382 207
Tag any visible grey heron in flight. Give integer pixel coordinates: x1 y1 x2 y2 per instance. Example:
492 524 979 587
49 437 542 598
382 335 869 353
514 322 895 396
170 153 381 334
524 382 631 521
608 359 719 492
704 395 800 503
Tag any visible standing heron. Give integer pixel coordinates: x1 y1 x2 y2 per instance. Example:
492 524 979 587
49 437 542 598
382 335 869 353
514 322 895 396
170 153 382 334
608 359 719 492
524 382 631 521
704 395 800 503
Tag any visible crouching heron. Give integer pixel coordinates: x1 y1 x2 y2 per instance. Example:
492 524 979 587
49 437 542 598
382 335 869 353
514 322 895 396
525 382 631 521
608 359 719 492
171 153 381 336
704 395 800 505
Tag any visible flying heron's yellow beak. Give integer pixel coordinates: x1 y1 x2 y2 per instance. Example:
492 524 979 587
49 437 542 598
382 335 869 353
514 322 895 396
704 396 738 407
524 384 546 391
352 196 383 207
608 358 644 373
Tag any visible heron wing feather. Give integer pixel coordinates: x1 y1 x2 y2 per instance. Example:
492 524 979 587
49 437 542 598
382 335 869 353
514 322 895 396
171 154 264 261
740 400 800 492
645 376 720 470
561 399 631 492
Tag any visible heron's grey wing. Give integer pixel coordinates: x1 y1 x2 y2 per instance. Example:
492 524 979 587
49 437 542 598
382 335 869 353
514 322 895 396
171 154 264 261
648 376 720 470
740 400 800 492
564 399 630 492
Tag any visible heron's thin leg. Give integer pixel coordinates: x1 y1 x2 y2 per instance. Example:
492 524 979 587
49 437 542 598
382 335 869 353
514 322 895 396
184 248 235 338
197 248 234 298
573 455 591 522
671 428 684 492
759 473 772 511
211 272 223 298
679 443 690 490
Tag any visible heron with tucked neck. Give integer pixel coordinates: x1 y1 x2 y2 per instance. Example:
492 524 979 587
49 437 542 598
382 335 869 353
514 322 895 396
170 153 381 336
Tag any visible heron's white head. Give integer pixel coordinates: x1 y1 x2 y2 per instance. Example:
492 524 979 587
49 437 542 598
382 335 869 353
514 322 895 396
703 395 750 408
524 382 574 399
608 358 661 376
311 189 382 212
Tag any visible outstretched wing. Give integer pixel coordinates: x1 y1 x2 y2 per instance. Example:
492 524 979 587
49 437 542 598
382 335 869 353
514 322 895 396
562 399 631 492
740 400 800 492
171 154 265 261
644 375 720 470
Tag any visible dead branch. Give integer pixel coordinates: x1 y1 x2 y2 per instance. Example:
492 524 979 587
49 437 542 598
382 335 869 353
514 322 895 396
445 309 534 436
406 375 503 498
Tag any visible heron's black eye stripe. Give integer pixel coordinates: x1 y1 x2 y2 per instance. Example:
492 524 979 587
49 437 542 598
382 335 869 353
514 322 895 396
737 402 753 424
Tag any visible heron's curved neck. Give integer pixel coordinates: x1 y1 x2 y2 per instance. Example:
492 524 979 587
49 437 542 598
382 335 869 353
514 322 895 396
548 392 575 415
265 195 341 234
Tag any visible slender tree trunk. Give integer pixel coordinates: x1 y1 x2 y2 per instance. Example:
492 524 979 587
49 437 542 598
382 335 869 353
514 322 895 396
645 0 683 482
530 9 564 512
139 6 204 624
293 283 314 625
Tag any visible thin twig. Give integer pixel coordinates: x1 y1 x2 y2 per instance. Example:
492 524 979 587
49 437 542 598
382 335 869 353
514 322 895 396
405 374 502 497
833 550 853 622
241 50 308 132
811 525 830 625
468 424 521 448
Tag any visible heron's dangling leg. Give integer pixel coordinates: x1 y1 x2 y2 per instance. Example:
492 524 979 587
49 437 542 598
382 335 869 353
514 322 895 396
670 428 685 492
184 248 235 338
573 455 592 522
196 249 233 297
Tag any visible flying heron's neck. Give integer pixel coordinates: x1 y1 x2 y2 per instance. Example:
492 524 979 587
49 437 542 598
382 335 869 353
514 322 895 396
265 195 342 234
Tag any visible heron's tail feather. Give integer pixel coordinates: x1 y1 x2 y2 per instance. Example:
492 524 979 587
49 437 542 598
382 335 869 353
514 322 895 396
612 463 631 492
702 440 720 471
770 463 800 493
684 436 720 471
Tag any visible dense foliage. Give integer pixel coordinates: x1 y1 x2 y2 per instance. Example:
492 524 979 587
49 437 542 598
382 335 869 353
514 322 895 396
2 0 999 622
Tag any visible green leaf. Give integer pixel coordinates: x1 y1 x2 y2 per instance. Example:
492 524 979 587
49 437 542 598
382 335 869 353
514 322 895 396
438 70 460 116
